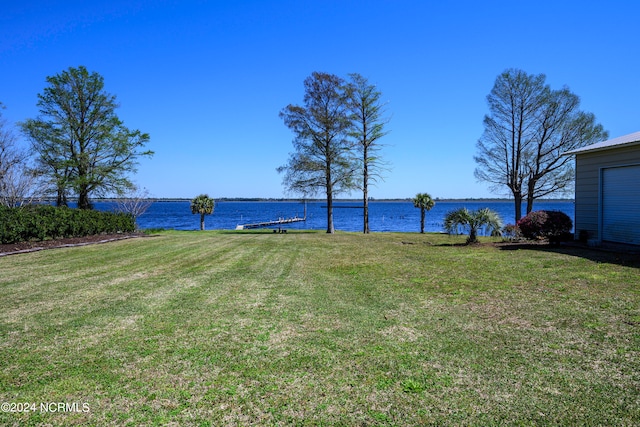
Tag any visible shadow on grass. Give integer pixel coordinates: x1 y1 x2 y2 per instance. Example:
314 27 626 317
434 242 470 247
497 241 640 268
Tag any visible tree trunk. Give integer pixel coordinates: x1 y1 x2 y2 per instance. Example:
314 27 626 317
420 208 425 233
526 180 535 215
363 198 369 234
326 164 334 234
78 188 92 210
513 192 523 224
469 227 478 244
56 189 68 207
326 190 334 234
526 195 535 215
200 213 205 231
363 145 369 234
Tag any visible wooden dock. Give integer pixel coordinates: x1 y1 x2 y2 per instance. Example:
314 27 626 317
235 201 307 230
235 216 306 230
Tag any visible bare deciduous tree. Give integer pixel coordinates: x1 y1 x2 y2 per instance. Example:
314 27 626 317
474 69 547 223
475 69 607 223
116 186 153 230
524 88 607 212
0 103 44 207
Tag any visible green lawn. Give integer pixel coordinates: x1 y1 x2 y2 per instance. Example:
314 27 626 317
1 230 639 426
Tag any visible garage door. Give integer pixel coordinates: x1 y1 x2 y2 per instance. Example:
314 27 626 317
602 165 640 245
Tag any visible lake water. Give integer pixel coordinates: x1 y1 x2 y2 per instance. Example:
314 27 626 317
92 200 575 233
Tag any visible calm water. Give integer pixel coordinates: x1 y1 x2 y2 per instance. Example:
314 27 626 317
92 200 575 233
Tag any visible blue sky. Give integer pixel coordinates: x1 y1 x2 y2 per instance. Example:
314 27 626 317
2 0 639 199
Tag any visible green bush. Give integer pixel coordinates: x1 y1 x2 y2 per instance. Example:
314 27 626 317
0 205 135 244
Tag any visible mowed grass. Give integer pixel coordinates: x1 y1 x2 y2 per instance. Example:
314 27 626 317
0 230 639 426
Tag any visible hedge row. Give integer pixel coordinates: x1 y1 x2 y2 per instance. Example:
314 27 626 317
0 205 135 244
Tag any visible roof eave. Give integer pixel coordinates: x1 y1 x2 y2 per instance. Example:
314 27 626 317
563 140 640 156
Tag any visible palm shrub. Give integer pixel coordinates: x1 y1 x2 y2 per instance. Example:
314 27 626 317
444 207 503 244
412 193 435 233
190 194 215 231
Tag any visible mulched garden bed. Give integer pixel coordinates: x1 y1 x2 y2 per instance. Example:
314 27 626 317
0 233 146 257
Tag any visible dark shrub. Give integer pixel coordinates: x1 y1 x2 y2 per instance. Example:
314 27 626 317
0 205 135 244
517 210 573 242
